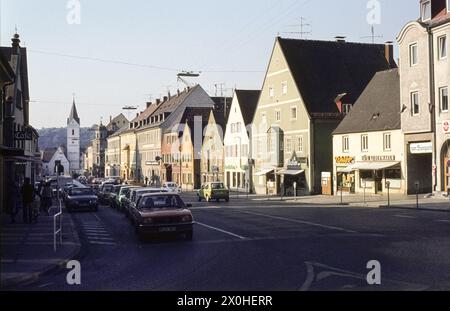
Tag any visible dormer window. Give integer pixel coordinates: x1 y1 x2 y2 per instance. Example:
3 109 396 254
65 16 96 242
421 0 431 21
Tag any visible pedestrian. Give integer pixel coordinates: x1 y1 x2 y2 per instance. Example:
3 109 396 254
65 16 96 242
41 182 53 216
7 182 22 224
145 176 149 186
21 178 34 224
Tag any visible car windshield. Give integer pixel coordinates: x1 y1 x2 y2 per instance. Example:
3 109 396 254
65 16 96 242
103 185 114 192
71 188 94 196
211 183 225 189
140 195 185 209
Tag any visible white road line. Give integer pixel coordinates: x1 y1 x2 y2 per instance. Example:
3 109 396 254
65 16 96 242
239 211 358 234
195 222 247 240
87 236 115 241
394 215 417 219
89 241 116 246
436 219 450 223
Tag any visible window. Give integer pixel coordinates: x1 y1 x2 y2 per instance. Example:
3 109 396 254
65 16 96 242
286 138 292 153
343 136 349 153
361 135 368 152
343 104 352 115
72 129 75 136
383 133 392 151
236 122 242 133
275 110 281 122
291 107 297 120
231 123 236 133
16 90 22 109
410 43 418 66
282 82 288 95
269 87 274 98
297 136 303 153
439 36 447 59
421 0 431 21
440 87 449 112
411 92 420 116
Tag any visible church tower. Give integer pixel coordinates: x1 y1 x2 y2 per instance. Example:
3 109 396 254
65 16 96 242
67 97 81 174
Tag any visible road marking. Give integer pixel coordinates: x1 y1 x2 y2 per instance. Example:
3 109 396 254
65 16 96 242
195 222 247 240
436 219 450 223
89 241 116 246
86 236 115 241
239 211 358 234
394 215 417 219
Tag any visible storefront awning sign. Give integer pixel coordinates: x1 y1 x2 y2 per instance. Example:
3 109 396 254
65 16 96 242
340 161 400 173
255 168 275 176
410 142 432 154
277 169 304 176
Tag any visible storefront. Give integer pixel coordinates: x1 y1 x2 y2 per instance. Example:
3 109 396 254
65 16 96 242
278 154 308 196
339 156 405 194
335 156 356 194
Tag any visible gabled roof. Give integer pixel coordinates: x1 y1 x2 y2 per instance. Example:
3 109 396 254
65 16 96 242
333 69 401 135
277 38 396 115
42 148 57 163
212 108 230 135
163 106 213 135
235 90 261 125
107 113 129 132
68 100 80 125
153 86 198 116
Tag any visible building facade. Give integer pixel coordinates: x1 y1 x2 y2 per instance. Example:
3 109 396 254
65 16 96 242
41 146 70 177
397 0 450 194
252 37 396 196
333 69 406 195
224 90 260 193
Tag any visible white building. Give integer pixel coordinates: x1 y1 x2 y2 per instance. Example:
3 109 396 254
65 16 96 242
224 90 260 193
41 146 70 177
333 69 406 195
67 99 81 174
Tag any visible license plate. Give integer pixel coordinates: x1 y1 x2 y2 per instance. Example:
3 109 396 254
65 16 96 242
159 227 177 232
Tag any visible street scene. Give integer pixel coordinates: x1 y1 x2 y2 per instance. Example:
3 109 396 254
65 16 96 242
1 0 450 295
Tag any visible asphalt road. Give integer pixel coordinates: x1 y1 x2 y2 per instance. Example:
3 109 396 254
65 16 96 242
17 193 450 291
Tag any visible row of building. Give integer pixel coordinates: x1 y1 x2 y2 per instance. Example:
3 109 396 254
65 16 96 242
83 0 450 197
0 33 40 213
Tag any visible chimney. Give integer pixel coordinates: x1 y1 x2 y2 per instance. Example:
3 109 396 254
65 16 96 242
385 41 394 67
177 89 180 96
11 33 21 54
335 36 346 43
110 116 112 123
163 96 168 102
146 102 152 108
168 91 171 100
156 99 161 105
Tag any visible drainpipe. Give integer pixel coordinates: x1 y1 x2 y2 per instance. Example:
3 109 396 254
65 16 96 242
427 26 437 193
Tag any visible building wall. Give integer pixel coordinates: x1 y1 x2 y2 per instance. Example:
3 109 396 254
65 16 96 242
333 129 406 194
252 39 311 195
120 131 137 181
224 93 251 191
106 135 121 177
201 113 225 183
136 127 162 185
43 148 70 176
67 119 81 172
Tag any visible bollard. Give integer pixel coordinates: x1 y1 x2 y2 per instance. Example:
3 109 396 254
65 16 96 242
293 182 297 202
386 181 391 207
363 182 366 206
415 181 420 209
340 185 343 205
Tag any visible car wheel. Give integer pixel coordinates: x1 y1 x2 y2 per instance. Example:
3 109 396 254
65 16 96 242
185 231 193 241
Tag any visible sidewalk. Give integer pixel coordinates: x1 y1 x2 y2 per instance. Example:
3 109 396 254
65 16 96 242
0 204 81 289
252 193 450 211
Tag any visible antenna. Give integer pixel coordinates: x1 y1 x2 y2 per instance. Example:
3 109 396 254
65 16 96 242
361 25 383 44
282 17 311 39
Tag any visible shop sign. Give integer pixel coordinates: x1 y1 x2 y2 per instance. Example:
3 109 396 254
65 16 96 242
14 129 33 141
335 156 354 164
410 142 432 154
443 120 450 134
146 161 160 166
361 155 396 162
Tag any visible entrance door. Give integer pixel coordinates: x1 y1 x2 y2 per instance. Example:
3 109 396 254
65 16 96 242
375 170 383 194
445 158 450 191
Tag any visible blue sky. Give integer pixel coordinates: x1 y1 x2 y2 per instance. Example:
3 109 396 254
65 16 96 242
1 0 418 128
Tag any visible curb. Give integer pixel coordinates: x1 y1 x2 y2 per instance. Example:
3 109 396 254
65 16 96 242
379 205 450 213
1 213 82 289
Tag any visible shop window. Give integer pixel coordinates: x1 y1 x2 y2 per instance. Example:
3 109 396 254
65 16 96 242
360 170 374 180
385 169 401 179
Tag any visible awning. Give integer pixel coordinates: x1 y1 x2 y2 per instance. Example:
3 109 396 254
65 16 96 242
277 169 304 176
255 168 275 176
340 161 400 173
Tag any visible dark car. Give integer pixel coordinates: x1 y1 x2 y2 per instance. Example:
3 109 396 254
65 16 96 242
130 193 194 240
98 183 115 205
65 187 99 213
109 185 124 209
124 188 168 217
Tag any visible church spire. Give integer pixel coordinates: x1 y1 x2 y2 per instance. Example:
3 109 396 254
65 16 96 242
68 95 80 125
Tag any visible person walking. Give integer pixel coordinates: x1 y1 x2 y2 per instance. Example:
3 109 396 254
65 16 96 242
41 182 53 216
7 182 22 224
21 178 34 224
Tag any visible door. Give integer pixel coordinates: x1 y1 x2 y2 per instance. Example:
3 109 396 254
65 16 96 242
375 170 383 194
445 158 450 191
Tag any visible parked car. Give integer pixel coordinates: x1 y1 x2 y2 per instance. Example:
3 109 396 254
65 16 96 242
197 182 230 202
110 185 124 208
98 183 115 205
129 193 194 240
162 182 181 193
115 186 140 212
65 187 99 213
124 188 168 217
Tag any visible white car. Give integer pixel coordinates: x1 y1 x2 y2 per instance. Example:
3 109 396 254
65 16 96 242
162 182 181 193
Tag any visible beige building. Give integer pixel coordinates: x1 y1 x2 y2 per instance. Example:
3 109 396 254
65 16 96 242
397 0 450 194
252 37 396 195
333 69 406 195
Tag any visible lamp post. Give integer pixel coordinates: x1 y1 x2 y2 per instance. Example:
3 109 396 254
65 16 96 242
386 181 391 207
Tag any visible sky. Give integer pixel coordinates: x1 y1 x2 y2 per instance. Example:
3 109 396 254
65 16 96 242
0 0 418 128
